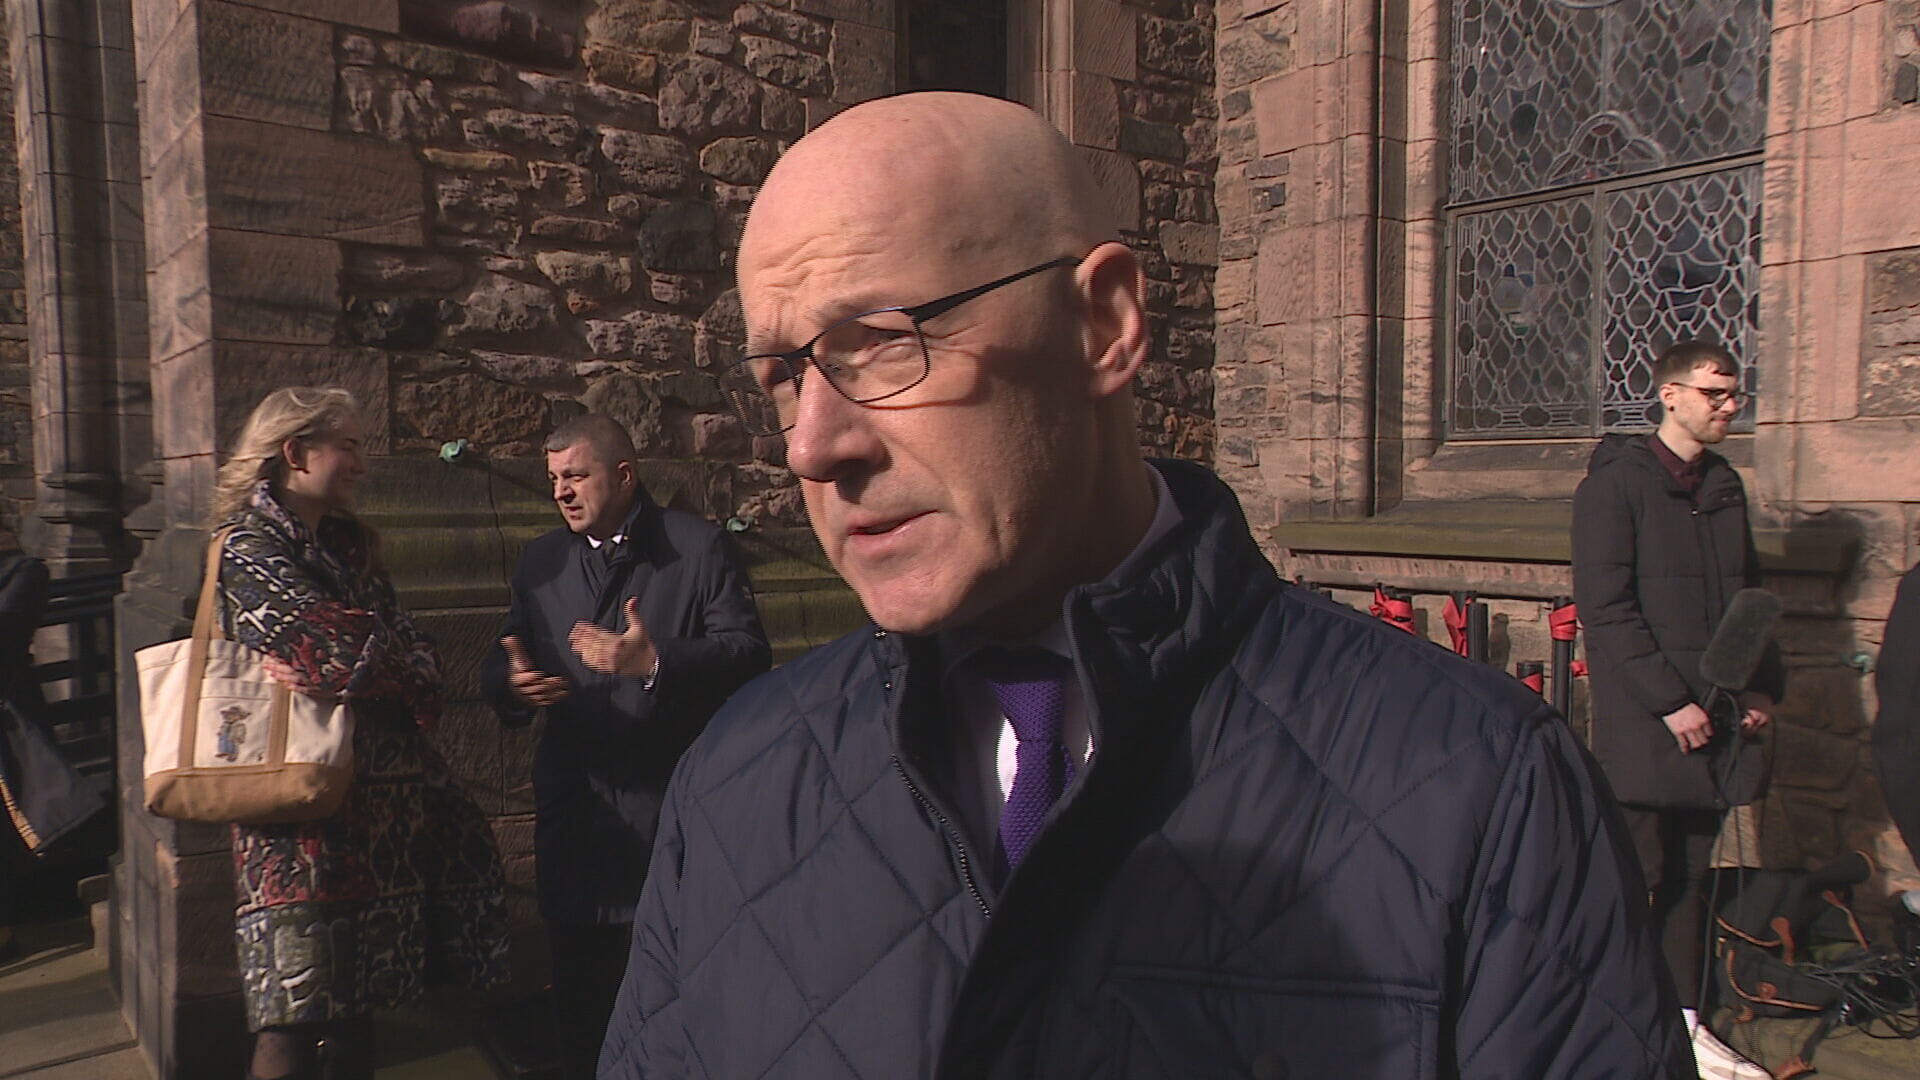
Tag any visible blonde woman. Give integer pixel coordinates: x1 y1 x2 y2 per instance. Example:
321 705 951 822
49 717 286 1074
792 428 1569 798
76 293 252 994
211 387 507 1080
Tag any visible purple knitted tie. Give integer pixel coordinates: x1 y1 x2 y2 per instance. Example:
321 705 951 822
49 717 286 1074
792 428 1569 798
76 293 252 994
975 647 1075 875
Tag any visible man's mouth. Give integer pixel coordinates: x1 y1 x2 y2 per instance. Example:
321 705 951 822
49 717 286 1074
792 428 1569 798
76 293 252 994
847 512 929 539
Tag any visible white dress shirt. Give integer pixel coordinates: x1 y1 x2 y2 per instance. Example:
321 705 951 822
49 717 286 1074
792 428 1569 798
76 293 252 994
939 464 1182 850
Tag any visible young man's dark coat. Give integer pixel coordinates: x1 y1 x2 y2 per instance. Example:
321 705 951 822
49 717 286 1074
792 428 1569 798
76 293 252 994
599 461 1690 1079
1874 563 1920 860
481 489 770 924
1572 434 1785 808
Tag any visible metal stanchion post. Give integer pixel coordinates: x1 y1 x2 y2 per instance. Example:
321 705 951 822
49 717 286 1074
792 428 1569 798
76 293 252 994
1549 595 1575 717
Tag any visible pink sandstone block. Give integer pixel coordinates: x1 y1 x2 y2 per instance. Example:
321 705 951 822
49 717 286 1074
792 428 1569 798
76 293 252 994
1408 0 1446 63
1073 0 1138 82
1768 19 1805 141
1069 72 1119 150
1845 4 1883 121
1253 67 1315 156
1842 112 1920 254
1298 0 1346 68
155 344 214 459
1760 418 1920 502
1336 213 1371 316
1255 223 1315 325
244 0 398 32
1075 146 1140 232
1406 58 1445 144
1338 51 1376 139
1805 10 1853 131
1799 123 1846 263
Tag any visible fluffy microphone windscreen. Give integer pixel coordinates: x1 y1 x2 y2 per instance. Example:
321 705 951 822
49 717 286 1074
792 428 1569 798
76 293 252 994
1699 588 1782 690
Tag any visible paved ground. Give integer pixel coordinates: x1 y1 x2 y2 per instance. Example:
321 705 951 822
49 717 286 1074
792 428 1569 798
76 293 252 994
5 910 1919 1079
0 916 512 1080
0 918 145 1080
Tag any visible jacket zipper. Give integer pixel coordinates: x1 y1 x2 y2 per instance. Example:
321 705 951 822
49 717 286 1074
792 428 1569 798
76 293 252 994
1692 500 1728 631
892 758 992 919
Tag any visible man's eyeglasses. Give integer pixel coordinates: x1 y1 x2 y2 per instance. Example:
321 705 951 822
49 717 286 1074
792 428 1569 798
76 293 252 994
717 257 1081 436
1667 382 1753 410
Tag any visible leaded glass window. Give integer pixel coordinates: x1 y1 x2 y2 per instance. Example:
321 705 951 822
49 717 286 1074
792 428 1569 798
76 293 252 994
1447 0 1769 438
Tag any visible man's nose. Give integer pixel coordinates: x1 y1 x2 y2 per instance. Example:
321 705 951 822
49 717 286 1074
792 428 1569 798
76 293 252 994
783 367 881 484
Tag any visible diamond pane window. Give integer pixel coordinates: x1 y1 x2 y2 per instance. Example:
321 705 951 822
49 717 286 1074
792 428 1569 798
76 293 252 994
1446 0 1768 439
1452 198 1597 435
1600 167 1762 430
1451 0 1769 203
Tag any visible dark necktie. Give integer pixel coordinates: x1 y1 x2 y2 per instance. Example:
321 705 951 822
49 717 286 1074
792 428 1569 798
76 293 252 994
974 646 1075 876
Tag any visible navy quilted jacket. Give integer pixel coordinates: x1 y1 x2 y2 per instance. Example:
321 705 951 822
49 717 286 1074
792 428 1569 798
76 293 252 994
600 461 1692 1079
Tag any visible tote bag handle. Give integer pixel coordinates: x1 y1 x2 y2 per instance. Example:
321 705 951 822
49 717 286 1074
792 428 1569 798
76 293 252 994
180 529 293 770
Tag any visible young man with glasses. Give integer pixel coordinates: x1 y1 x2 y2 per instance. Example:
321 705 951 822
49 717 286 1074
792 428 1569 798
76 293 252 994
599 93 1687 1079
1573 339 1785 1080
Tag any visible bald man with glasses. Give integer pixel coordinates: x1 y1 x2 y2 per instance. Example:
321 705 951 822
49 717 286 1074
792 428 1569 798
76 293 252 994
598 93 1688 1080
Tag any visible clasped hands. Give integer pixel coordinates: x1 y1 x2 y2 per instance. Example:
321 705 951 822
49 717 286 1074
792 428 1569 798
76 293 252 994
1662 691 1773 754
502 598 658 708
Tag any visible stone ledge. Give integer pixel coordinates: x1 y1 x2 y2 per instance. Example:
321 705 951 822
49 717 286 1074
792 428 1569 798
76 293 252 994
1410 434 1755 477
1273 499 1858 576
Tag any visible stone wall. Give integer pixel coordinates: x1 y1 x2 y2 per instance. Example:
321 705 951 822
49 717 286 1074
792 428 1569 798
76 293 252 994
0 3 25 551
1212 0 1377 527
1894 0 1920 105
226 0 901 533
1760 0 1920 894
1120 0 1217 461
321 0 1218 524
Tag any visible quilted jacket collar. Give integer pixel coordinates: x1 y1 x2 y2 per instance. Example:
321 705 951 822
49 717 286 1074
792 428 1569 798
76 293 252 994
872 458 1283 773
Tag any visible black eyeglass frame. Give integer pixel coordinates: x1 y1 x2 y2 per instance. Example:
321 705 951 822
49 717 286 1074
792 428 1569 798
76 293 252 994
1665 381 1756 410
721 255 1081 435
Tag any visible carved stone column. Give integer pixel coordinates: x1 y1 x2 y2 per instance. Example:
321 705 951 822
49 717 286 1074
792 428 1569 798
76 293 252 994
7 0 147 574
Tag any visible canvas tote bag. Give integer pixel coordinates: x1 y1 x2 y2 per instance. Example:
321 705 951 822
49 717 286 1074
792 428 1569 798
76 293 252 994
136 528 353 823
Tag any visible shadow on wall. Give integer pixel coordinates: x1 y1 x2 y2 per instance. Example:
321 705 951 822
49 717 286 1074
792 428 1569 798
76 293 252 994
1750 512 1916 928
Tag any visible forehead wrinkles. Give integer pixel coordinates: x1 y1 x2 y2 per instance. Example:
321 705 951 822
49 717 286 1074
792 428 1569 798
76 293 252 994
741 204 1009 351
740 233 895 350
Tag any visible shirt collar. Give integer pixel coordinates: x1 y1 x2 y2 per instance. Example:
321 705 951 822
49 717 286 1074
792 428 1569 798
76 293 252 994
1648 432 1704 492
582 496 647 551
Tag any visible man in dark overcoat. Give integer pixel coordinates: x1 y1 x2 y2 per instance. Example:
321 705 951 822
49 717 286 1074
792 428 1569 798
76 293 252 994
480 412 769 1079
1573 339 1786 1080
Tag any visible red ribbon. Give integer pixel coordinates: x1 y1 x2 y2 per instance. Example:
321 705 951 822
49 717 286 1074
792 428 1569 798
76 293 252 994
1441 596 1470 656
1549 601 1587 678
1370 586 1416 634
1548 602 1580 642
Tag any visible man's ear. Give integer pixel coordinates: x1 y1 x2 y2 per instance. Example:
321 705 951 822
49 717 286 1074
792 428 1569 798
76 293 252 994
1075 241 1149 400
617 459 637 493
